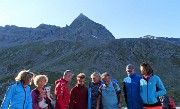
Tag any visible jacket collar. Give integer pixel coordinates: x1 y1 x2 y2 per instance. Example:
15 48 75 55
143 73 153 81
75 84 85 89
129 72 136 78
55 77 68 85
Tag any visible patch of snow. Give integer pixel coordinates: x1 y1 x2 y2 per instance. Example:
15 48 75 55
92 35 97 38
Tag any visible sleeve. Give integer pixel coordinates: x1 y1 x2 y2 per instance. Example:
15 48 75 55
115 83 121 94
26 88 33 109
96 93 102 109
88 82 91 88
123 82 127 104
55 83 66 109
87 87 92 109
31 90 42 109
1 85 14 109
69 87 75 109
156 76 167 97
115 83 122 103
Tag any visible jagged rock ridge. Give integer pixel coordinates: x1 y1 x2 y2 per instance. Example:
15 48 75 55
0 13 115 48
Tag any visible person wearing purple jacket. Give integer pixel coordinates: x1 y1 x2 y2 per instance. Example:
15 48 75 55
31 75 53 109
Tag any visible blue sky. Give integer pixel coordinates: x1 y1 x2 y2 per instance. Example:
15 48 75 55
0 0 180 38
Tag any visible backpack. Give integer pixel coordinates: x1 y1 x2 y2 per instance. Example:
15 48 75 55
156 85 176 109
168 96 176 109
159 95 176 109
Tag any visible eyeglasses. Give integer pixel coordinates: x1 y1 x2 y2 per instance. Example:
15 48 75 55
126 70 132 73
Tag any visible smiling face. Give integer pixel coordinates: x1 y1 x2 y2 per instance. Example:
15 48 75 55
91 76 100 83
140 66 147 75
102 76 110 86
37 78 47 88
65 73 73 82
126 69 135 75
77 78 85 86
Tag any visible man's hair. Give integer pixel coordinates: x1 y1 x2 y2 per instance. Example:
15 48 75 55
63 70 73 76
77 73 86 80
33 75 48 86
101 72 110 79
140 63 153 75
15 70 35 83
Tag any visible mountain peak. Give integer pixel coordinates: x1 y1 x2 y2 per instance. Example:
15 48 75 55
70 13 92 28
77 13 89 19
69 13 115 40
72 13 90 22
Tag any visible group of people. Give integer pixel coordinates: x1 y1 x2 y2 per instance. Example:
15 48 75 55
0 62 168 109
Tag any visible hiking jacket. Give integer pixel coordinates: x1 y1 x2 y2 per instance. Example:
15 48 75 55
140 74 167 105
31 88 43 109
31 87 53 109
54 78 70 109
69 84 88 109
1 81 32 109
89 81 103 109
123 72 143 109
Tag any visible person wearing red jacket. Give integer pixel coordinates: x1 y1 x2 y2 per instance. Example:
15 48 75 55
69 73 88 109
54 70 73 109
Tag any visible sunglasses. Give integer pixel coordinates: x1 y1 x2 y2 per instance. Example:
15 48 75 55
126 70 132 72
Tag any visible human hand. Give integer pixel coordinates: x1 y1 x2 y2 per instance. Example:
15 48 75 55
118 103 122 109
39 93 47 98
43 107 48 109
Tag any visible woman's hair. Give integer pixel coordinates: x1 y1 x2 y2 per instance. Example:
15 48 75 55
140 63 153 75
90 72 101 79
33 75 48 86
77 73 86 80
15 70 35 83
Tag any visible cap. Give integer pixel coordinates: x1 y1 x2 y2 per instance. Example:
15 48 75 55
126 64 134 71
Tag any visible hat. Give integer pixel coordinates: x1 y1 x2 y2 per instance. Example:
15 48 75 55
126 64 134 71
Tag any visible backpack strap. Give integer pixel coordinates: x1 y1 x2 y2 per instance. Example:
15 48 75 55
112 83 121 94
112 83 121 102
99 84 103 95
112 83 117 91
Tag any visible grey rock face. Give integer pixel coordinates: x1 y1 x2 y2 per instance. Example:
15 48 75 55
0 13 115 48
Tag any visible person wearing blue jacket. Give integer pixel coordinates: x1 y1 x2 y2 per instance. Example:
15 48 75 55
88 72 103 109
123 64 143 109
1 70 35 109
140 63 167 109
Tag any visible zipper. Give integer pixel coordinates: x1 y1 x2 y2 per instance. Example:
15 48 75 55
22 83 26 109
131 79 133 108
147 81 149 104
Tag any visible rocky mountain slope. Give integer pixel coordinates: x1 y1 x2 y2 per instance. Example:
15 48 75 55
0 13 114 49
0 13 179 104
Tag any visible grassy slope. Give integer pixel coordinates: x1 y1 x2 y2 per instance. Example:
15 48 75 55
0 38 179 104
